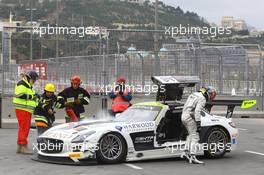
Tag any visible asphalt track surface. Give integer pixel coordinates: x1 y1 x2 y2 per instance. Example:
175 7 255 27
0 118 264 175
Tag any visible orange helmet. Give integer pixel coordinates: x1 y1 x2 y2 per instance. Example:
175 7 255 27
71 75 81 86
117 76 126 84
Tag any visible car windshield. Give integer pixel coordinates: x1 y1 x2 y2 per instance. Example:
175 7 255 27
115 106 161 122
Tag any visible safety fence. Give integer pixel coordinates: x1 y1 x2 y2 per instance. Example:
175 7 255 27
1 43 263 97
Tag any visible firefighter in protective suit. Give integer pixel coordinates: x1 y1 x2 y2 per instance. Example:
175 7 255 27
58 76 90 123
34 83 63 136
108 76 132 116
181 86 216 164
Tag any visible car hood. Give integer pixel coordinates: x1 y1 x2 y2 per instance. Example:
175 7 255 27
39 119 156 141
39 119 119 139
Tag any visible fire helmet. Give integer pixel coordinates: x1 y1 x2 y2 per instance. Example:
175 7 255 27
71 75 81 86
44 83 55 93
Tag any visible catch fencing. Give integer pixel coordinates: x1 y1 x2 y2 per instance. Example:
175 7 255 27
1 44 263 97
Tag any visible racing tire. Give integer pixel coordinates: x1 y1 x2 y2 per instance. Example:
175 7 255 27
96 132 127 164
204 127 230 159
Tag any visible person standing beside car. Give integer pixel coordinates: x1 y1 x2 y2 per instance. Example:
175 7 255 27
58 75 90 123
181 86 216 164
13 70 39 154
108 76 132 116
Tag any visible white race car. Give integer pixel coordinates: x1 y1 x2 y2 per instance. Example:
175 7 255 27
34 76 244 164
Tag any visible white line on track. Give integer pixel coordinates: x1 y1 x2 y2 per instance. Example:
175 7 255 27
124 163 143 170
238 128 248 131
245 150 264 156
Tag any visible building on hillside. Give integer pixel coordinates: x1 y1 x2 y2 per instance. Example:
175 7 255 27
221 16 248 31
221 16 234 28
233 20 247 31
250 29 264 37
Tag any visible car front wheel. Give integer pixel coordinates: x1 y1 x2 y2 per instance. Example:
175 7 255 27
204 127 230 158
96 133 127 164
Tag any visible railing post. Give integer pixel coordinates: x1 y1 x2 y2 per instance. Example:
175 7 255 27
0 96 2 128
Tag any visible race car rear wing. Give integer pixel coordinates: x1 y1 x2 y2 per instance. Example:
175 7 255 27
151 76 200 86
151 76 200 102
205 99 256 118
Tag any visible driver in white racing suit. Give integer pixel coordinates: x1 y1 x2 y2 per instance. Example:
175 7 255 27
181 86 216 164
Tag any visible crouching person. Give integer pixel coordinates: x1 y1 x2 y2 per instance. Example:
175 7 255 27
34 83 62 136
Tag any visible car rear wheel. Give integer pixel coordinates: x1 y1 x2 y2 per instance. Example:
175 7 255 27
204 127 230 158
96 133 127 164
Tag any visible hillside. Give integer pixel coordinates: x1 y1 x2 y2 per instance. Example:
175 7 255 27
0 0 207 27
0 0 209 61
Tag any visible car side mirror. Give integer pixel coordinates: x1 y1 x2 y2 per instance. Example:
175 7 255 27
201 111 206 117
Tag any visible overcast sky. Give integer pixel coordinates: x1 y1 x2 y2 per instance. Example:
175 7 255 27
161 0 264 29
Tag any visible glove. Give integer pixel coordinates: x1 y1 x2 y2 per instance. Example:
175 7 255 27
48 109 54 115
119 91 123 96
65 102 74 108
196 121 201 132
50 114 55 124
74 99 82 105
28 94 40 100
35 94 41 99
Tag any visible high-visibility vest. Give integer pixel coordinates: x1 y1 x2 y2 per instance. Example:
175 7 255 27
13 78 37 113
112 89 131 113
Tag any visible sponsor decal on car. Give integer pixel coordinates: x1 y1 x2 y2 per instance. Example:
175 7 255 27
241 100 257 109
43 131 72 139
135 136 154 143
115 126 123 132
130 131 155 151
123 122 155 131
74 126 87 132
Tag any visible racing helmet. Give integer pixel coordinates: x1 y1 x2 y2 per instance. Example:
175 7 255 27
44 83 55 93
199 86 217 101
207 86 217 101
199 87 207 95
71 75 81 86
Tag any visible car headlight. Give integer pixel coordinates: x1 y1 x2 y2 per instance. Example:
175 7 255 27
71 131 96 143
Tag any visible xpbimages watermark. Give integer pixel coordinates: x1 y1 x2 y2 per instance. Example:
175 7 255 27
165 25 232 38
32 141 99 152
97 83 165 96
33 24 108 38
33 24 232 38
164 141 232 154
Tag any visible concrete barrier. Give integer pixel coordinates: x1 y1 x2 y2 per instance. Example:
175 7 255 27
2 95 263 128
2 110 264 129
